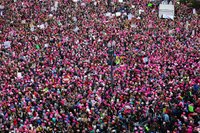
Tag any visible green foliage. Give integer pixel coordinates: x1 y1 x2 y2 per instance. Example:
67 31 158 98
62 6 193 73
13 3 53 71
191 0 200 9
180 0 200 9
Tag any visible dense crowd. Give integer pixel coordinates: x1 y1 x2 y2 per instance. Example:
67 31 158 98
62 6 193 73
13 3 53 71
0 0 199 132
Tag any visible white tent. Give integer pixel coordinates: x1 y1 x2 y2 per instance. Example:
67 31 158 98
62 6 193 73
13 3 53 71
159 4 174 20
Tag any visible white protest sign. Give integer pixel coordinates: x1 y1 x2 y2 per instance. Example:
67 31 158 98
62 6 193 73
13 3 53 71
17 72 23 79
143 57 148 63
72 17 77 22
0 5 4 9
21 20 26 24
193 8 196 15
30 26 35 32
44 43 49 48
168 29 174 34
105 12 112 17
54 1 58 11
112 14 115 17
51 7 55 11
131 24 137 28
192 30 195 36
162 14 174 20
123 12 127 16
73 0 79 2
81 2 86 7
128 13 133 20
115 12 121 17
185 21 189 30
55 1 58 8
49 14 53 18
37 24 45 29
0 11 3 16
0 5 4 16
139 9 144 15
35 36 38 41
4 41 11 48
159 4 174 20
73 26 79 32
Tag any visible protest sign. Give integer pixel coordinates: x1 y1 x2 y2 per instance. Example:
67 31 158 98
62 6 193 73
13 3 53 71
105 12 112 17
44 43 49 48
116 12 121 17
3 41 11 48
36 45 40 49
73 26 79 32
0 5 4 9
159 4 175 20
188 105 194 112
193 8 196 15
148 3 153 7
128 13 133 20
17 72 23 79
143 57 148 63
139 9 144 15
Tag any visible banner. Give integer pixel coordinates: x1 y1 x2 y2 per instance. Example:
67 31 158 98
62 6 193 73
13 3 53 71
159 4 174 20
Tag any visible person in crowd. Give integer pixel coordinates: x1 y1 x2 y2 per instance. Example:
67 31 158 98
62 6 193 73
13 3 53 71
0 0 199 132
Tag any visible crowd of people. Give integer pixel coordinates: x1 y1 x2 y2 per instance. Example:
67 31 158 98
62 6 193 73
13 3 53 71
0 0 199 132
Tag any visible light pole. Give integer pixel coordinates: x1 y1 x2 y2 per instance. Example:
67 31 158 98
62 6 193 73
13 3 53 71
108 0 112 12
107 41 115 90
